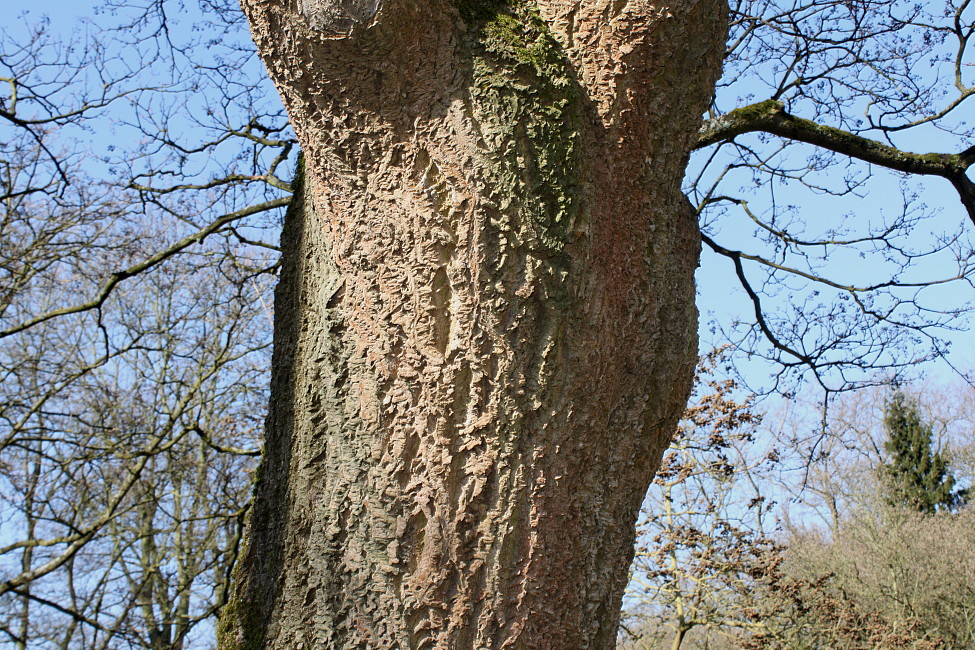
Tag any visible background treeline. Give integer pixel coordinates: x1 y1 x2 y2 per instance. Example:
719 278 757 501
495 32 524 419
620 353 975 650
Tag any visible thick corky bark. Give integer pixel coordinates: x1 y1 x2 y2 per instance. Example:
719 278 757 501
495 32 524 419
221 1 726 648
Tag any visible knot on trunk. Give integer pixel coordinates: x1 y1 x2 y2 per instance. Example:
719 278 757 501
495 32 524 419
298 0 382 35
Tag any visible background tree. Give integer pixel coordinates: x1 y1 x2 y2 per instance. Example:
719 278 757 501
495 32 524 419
763 504 975 649
746 382 975 649
0 4 287 647
620 351 778 650
624 378 975 650
881 390 968 513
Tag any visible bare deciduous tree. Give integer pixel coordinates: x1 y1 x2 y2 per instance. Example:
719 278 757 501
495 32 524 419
621 352 778 650
1 5 290 647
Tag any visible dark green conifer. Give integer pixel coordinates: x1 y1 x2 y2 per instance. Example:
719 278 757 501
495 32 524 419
882 391 967 514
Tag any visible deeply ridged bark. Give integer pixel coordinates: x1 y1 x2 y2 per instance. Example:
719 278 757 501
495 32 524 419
221 1 727 647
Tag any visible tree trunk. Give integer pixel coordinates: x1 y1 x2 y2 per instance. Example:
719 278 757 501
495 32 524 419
221 1 726 648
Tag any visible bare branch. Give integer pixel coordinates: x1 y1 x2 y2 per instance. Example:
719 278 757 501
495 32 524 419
698 100 975 224
0 197 289 339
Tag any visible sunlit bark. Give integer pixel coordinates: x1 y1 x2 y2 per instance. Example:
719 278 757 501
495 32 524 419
223 1 726 647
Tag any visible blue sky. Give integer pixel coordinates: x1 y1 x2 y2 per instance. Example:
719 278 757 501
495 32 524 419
10 0 975 393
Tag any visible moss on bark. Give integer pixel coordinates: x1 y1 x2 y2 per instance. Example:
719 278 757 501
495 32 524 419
461 0 584 257
216 157 305 650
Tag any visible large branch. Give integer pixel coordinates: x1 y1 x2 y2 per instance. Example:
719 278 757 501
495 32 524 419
698 100 975 225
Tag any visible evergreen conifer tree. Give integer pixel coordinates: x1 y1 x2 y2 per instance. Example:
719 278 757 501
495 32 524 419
882 391 967 514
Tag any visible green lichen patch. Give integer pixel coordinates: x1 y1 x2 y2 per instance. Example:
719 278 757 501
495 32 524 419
217 595 266 650
460 0 584 257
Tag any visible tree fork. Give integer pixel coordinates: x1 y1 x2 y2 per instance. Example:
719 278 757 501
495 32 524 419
223 1 727 647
